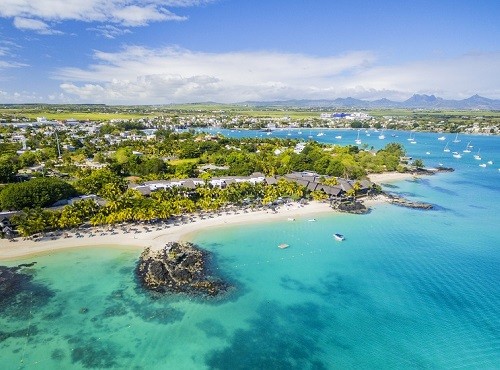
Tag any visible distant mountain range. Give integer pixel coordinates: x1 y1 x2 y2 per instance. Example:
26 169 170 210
240 94 500 110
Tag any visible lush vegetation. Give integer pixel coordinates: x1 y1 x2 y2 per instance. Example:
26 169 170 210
10 179 306 236
0 177 77 210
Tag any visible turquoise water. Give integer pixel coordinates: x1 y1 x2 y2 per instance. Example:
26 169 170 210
1 132 499 369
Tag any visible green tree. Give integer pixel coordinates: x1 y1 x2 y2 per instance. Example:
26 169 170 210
0 178 77 210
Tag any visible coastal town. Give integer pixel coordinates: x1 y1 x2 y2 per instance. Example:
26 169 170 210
1 104 451 245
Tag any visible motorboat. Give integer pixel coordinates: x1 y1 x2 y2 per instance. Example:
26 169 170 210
479 163 487 168
453 152 462 159
335 135 342 139
278 243 289 249
308 219 317 222
487 160 493 165
333 233 345 241
438 136 446 141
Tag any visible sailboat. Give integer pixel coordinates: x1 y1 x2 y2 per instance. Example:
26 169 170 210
355 130 362 145
473 149 481 160
463 142 472 153
452 133 461 143
443 142 451 153
378 129 385 139
407 132 414 141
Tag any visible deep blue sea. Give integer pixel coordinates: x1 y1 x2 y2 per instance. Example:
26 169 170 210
1 129 499 369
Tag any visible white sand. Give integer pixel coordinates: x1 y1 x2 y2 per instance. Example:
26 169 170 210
1 170 420 260
0 201 336 260
367 172 417 184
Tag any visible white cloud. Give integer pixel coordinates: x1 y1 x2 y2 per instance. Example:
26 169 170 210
0 60 28 70
87 25 132 39
54 46 500 104
0 89 73 103
13 17 63 34
0 0 214 32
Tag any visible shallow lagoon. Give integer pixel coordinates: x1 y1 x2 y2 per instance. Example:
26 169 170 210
1 132 499 369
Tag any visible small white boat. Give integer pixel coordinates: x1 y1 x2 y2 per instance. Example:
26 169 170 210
278 243 289 249
487 160 493 165
317 132 325 137
452 133 461 143
333 233 345 241
473 149 481 160
287 217 295 221
479 163 487 168
335 135 342 139
355 130 362 145
463 142 472 153
426 151 431 155
378 133 385 139
308 219 317 222
438 136 446 141
443 142 451 153
453 152 462 159
410 140 417 144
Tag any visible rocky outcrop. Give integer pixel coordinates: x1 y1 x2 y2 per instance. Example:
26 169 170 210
384 193 433 210
332 200 369 214
412 166 454 175
136 242 231 297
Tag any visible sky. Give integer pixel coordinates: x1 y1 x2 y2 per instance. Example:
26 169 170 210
0 0 499 104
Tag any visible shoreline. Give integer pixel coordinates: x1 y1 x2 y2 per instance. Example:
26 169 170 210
0 172 419 261
0 201 340 261
366 171 417 183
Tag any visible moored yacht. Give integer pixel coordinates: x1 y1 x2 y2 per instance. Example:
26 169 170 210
438 135 446 141
355 130 362 145
453 152 462 159
443 142 451 153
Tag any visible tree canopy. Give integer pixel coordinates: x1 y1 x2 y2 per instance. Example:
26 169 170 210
0 177 78 210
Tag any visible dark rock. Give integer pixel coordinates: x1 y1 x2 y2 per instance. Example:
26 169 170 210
136 242 231 298
384 193 433 210
333 200 369 214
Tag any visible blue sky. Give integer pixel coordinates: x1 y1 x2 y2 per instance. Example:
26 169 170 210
0 0 499 104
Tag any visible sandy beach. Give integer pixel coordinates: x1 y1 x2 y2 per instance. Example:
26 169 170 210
0 172 421 260
0 201 339 260
367 171 417 184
